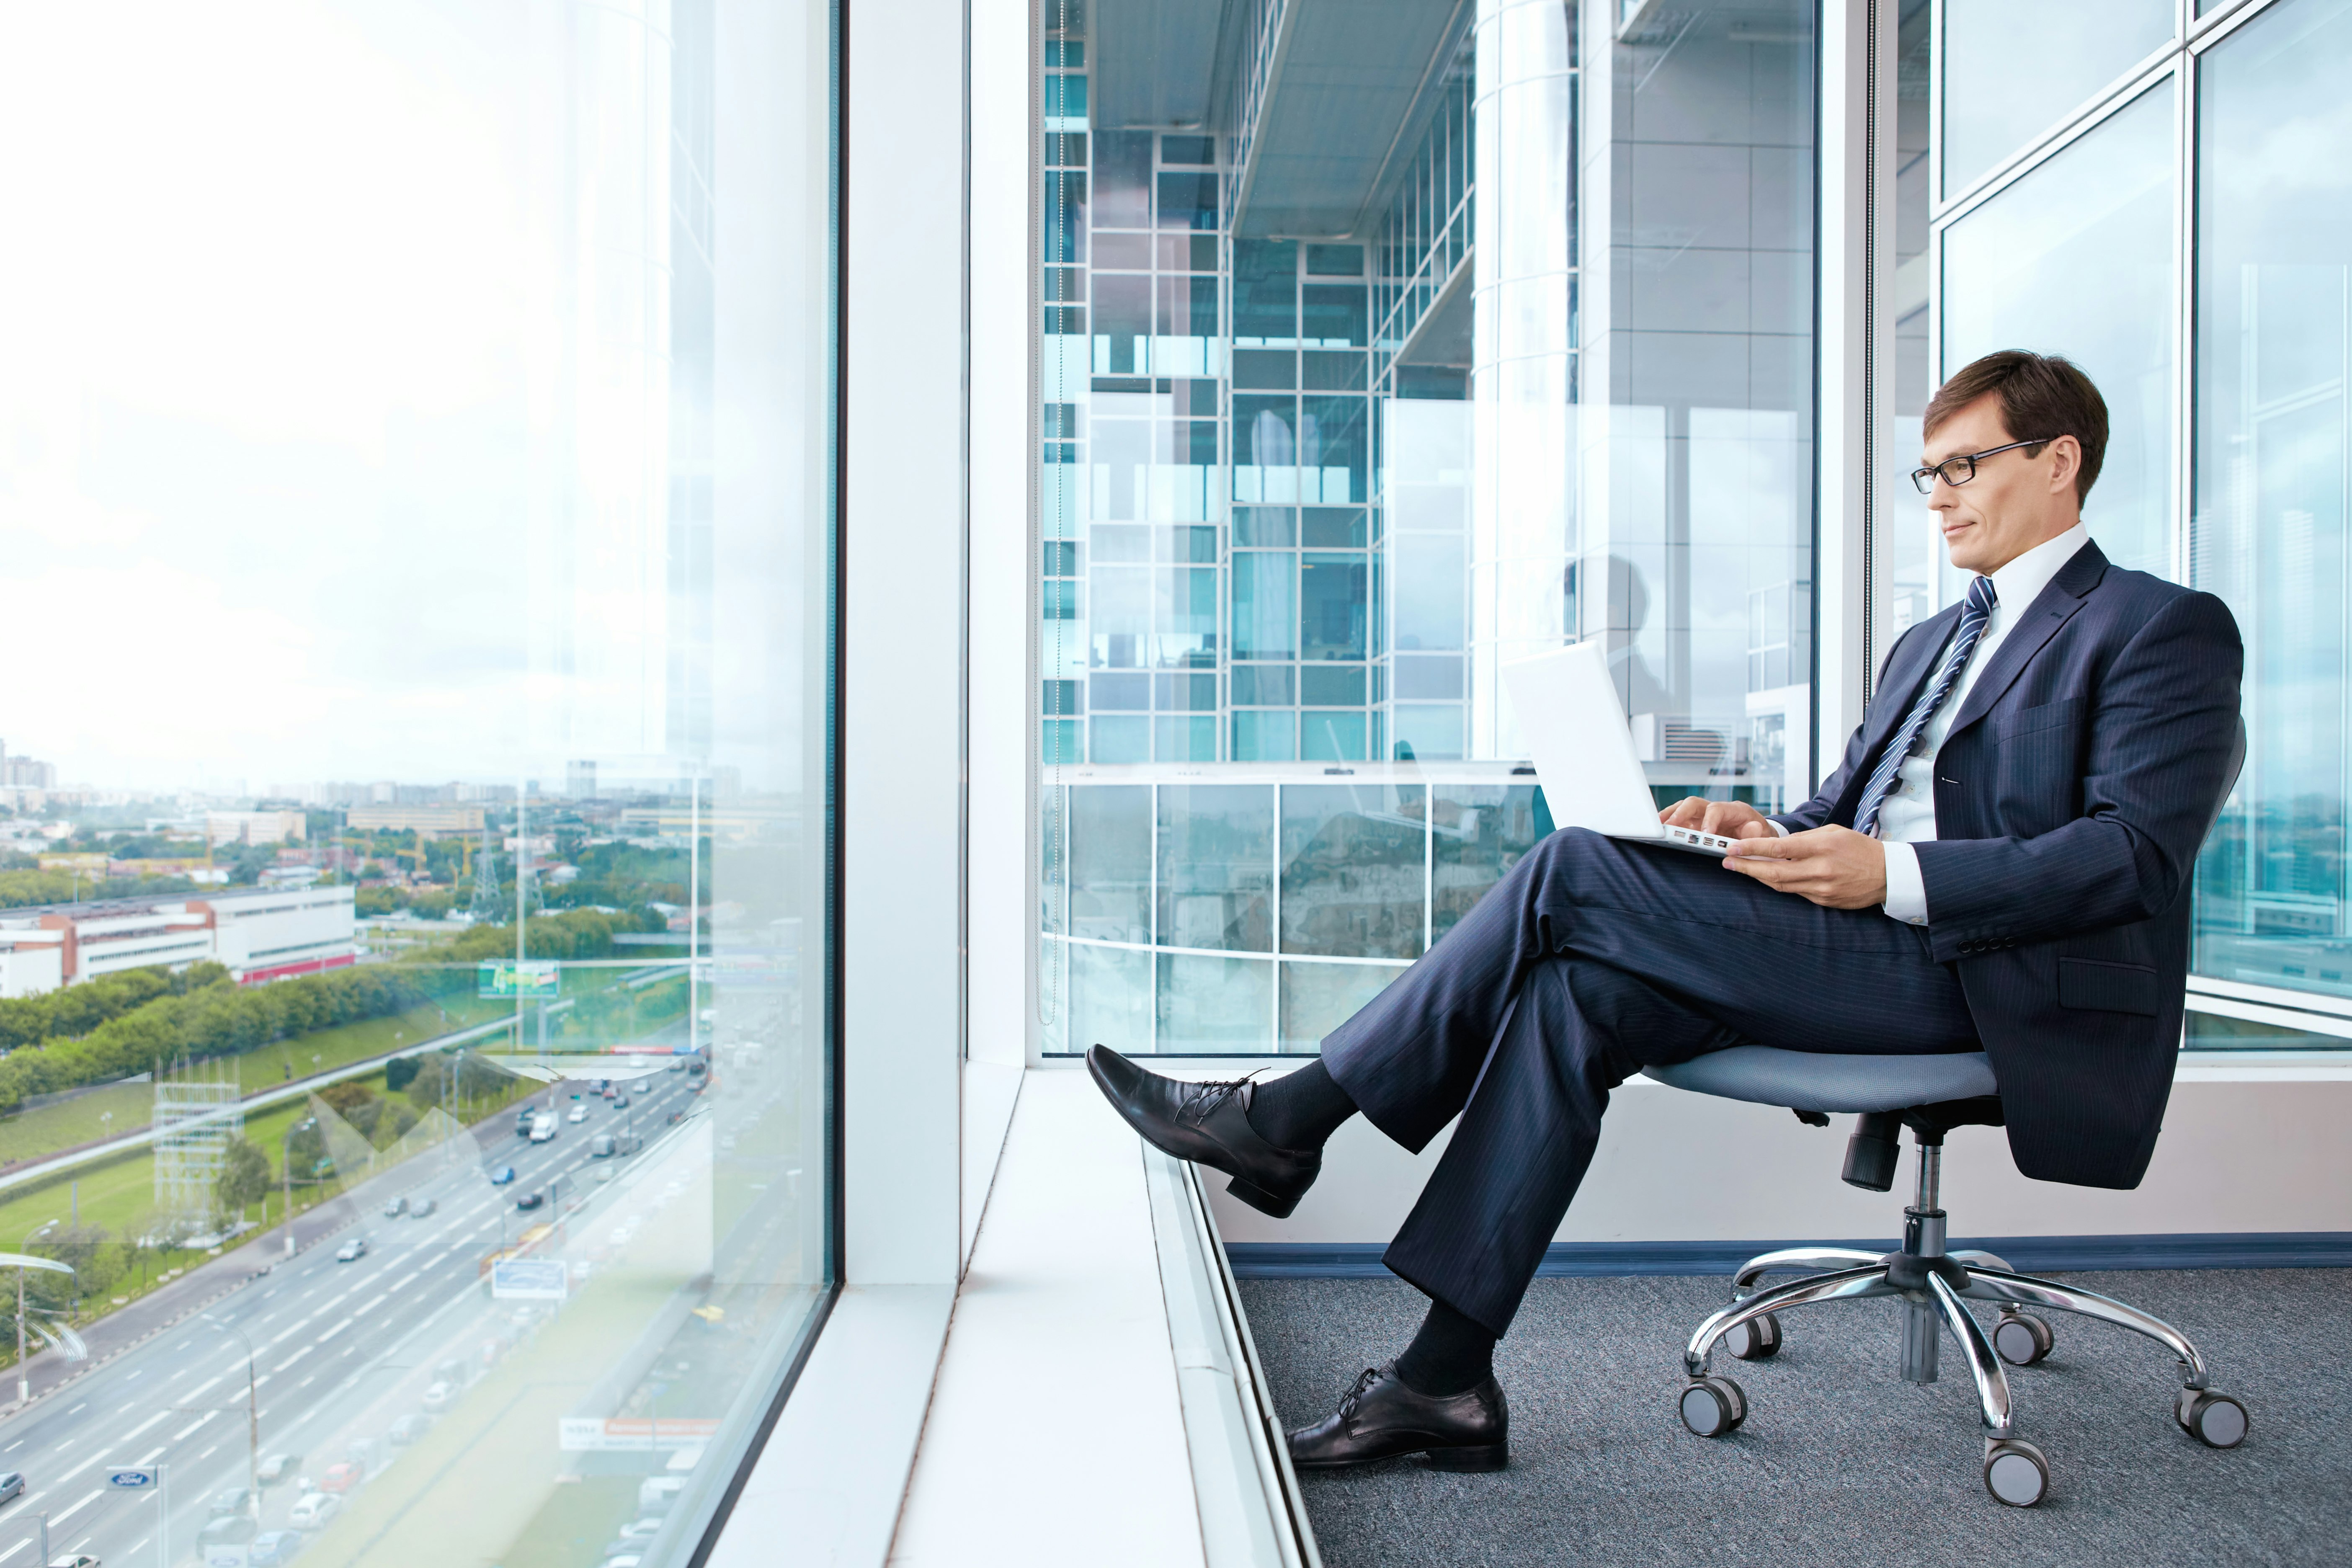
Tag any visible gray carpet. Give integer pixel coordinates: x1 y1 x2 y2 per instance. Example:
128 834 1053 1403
1239 1270 2352 1567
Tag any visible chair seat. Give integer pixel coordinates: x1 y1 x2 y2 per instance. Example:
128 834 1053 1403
1642 1046 1997 1114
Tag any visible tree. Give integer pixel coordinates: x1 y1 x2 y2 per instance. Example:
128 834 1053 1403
216 1137 272 1212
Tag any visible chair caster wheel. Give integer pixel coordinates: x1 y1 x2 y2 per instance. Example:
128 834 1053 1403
1983 1437 2049 1507
1993 1311 2053 1367
1679 1375 1747 1437
2176 1389 2249 1448
1723 1312 1782 1361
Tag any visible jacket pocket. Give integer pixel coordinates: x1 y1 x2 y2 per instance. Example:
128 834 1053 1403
2058 957 2162 1016
1996 695 2083 741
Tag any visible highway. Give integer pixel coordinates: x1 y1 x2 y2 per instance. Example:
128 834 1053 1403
0 1060 727 1568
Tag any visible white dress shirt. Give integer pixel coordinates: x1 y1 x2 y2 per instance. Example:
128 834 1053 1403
1771 522 2092 925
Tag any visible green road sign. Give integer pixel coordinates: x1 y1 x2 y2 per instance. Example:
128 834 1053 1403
479 960 562 999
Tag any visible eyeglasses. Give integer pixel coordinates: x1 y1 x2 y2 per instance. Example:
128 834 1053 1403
1910 437 2058 495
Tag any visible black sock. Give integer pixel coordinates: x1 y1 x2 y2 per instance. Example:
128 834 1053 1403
1245 1057 1357 1151
1393 1297 1498 1398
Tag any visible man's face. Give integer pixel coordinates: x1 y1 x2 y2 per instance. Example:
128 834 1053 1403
1921 391 2076 575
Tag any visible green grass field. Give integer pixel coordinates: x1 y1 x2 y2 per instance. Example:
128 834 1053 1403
0 997 516 1170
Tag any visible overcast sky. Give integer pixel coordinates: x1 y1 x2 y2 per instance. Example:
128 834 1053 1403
0 2 823 797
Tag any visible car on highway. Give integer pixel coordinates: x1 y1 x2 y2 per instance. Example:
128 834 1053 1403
615 1518 663 1541
46 1554 99 1568
602 1085 617 1099
388 1413 433 1446
613 1093 629 1109
0 1473 21 1505
489 1165 518 1185
209 1487 254 1517
529 1111 558 1142
319 1462 362 1494
334 1238 367 1263
422 1379 456 1411
249 1531 303 1567
567 1104 588 1123
516 1190 545 1211
287 1493 340 1529
382 1196 407 1218
410 1197 436 1218
516 1108 536 1137
257 1453 300 1485
591 1133 615 1158
199 1516 258 1547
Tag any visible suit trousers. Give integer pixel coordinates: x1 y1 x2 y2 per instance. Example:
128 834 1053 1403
1320 827 1981 1337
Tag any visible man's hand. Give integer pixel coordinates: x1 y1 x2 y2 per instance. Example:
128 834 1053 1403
1722 825 1888 910
1658 797 1778 841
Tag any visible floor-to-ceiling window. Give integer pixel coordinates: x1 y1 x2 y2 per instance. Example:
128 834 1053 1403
0 2 838 1560
1036 0 1819 1055
1926 0 2352 1048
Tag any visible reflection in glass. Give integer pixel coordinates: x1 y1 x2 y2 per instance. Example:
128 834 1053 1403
1431 786 1545 942
0 3 832 1565
1069 787 1152 941
1940 0 2171 195
1280 962 1406 1053
1943 85 2175 580
1157 953 1274 1051
1280 786 1427 959
2190 0 2352 1002
1157 787 1274 952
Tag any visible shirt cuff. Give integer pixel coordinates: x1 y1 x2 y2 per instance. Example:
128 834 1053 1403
1768 820 1790 837
1880 839 1929 925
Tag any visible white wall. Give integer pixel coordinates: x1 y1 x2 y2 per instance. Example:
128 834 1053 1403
964 0 1032 1264
843 0 966 1287
1207 1070 2352 1246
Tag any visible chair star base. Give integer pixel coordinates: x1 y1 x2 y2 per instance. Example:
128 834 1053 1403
1666 1114 2251 1508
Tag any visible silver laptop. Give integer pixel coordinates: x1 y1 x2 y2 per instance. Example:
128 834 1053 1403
1500 640 1740 858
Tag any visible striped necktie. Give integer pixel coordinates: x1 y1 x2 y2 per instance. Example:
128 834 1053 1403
1854 574 1998 837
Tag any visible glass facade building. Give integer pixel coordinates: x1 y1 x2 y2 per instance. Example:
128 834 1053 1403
1037 0 1820 1052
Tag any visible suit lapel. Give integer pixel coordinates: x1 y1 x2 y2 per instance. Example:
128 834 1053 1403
1946 540 2110 739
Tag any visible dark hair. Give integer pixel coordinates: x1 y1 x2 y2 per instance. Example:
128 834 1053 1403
1922 350 2110 503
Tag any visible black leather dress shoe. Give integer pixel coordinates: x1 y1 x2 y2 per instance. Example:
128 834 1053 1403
1287 1364 1509 1472
1085 1045 1320 1217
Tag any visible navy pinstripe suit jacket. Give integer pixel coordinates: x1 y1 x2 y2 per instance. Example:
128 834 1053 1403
1773 541 2244 1189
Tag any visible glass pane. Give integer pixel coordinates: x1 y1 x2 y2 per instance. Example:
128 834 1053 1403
1156 952 1274 1051
1872 0 1938 680
1431 785 1545 943
1279 962 1406 1053
1942 83 2175 580
1031 0 1813 1051
1941 0 2172 195
2190 0 2352 1006
1156 787 1274 952
1280 785 1427 959
0 4 833 1565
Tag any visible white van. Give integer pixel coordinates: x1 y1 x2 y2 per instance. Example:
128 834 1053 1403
638 1476 686 1514
528 1112 558 1143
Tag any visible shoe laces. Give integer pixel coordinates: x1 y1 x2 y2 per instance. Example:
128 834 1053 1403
1337 1366 1382 1421
1177 1069 1271 1127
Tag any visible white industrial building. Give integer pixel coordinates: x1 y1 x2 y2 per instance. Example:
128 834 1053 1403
0 885 358 998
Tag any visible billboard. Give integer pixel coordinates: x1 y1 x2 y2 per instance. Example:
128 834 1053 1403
478 960 562 999
490 1258 568 1300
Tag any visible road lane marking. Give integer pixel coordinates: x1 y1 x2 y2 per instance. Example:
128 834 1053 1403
184 1374 226 1400
0 1538 25 1563
268 1324 303 1346
49 1490 101 1524
63 1404 83 1416
172 1411 219 1440
273 1346 313 1374
117 1410 170 1444
316 1318 354 1344
135 1447 163 1464
0 1442 16 1453
351 1295 389 1319
384 1272 419 1294
196 1444 218 1461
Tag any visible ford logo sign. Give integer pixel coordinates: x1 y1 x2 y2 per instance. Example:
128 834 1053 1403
108 1470 155 1488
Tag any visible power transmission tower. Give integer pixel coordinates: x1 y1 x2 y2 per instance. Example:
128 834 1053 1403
468 825 503 923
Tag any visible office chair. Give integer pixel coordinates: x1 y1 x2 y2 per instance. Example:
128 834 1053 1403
1643 723 2250 1508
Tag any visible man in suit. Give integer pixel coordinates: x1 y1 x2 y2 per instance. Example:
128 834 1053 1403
1089 351 2243 1473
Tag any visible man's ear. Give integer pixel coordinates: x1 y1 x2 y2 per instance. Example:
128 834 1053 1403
2045 434 2082 493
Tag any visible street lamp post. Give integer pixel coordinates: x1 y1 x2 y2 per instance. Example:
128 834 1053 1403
201 1314 261 1519
16 1219 56 1405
